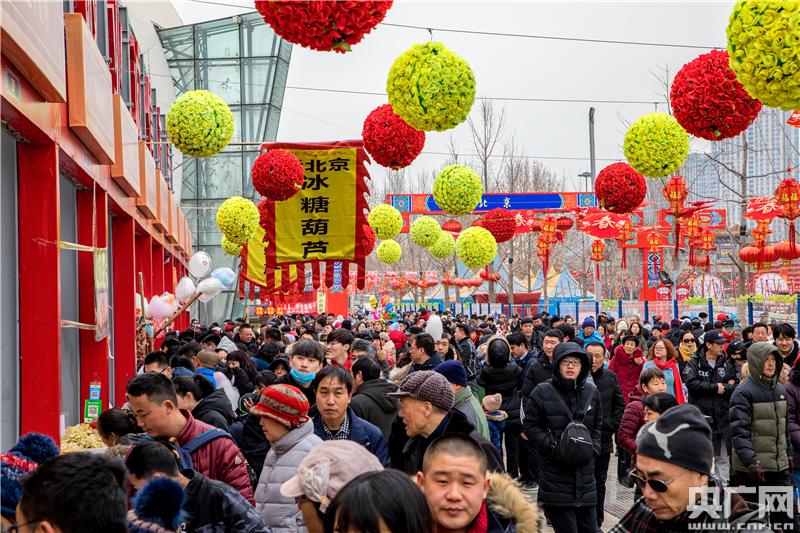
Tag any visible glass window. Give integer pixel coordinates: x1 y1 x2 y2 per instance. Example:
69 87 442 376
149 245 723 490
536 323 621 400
241 13 279 57
266 107 281 141
168 61 195 96
241 104 273 142
181 157 198 201
197 152 243 199
195 59 240 104
271 59 289 109
279 40 293 62
160 25 194 61
228 105 242 143
242 150 260 198
242 58 275 105
195 18 239 59
96 0 108 57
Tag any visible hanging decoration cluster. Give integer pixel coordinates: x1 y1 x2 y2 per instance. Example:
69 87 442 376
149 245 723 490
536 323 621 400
594 162 647 214
726 1 800 111
456 227 497 269
774 172 800 245
433 165 483 216
670 50 763 140
362 104 425 169
387 42 476 131
221 236 242 256
251 149 305 201
254 1 393 53
216 196 260 244
367 204 403 240
409 216 442 247
474 208 517 243
429 232 456 259
623 113 689 178
376 240 402 264
166 90 234 158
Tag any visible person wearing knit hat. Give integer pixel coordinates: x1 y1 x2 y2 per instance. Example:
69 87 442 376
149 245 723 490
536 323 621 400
612 404 770 532
482 393 508 453
576 316 604 346
0 433 60 527
387 370 503 475
252 384 322 532
127 477 186 533
435 360 490 440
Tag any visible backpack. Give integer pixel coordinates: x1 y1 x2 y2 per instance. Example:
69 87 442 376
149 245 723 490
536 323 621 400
543 383 596 468
165 428 259 490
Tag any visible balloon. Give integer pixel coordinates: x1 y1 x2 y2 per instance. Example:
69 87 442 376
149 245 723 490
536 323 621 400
197 277 224 298
210 267 237 289
148 295 173 320
198 293 215 303
188 251 212 278
175 277 197 301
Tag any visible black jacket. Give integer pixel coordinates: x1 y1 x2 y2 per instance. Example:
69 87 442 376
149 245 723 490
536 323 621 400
230 367 254 397
401 409 504 475
478 364 523 430
523 344 602 507
457 338 480 379
683 347 738 441
591 366 625 454
229 414 269 478
350 379 399 440
181 469 270 532
776 340 799 368
521 351 554 399
193 389 236 432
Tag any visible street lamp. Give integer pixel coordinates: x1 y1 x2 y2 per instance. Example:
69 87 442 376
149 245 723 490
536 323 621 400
578 171 593 192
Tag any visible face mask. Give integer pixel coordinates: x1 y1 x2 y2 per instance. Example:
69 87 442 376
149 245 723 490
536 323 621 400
290 368 316 385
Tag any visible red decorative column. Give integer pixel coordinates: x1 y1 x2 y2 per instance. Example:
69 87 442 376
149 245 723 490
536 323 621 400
18 143 62 438
112 215 135 406
135 231 152 296
152 243 165 348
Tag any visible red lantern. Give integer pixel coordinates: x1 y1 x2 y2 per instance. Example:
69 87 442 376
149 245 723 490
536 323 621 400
647 232 662 255
475 208 516 243
752 219 772 247
595 162 647 214
251 149 305 201
556 217 575 231
442 220 462 235
775 174 800 244
616 218 633 269
739 245 761 263
774 240 800 264
479 267 501 282
684 215 701 241
663 176 688 217
362 104 425 169
591 240 605 261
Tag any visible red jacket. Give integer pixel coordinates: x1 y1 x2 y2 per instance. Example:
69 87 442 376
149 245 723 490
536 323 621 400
617 389 645 457
389 329 406 351
608 345 644 405
176 410 254 504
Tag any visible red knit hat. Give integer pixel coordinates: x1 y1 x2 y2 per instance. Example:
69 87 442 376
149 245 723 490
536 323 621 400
251 384 310 429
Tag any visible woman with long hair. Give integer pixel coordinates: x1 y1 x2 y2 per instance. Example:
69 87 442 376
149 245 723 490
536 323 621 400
643 339 686 404
677 331 699 369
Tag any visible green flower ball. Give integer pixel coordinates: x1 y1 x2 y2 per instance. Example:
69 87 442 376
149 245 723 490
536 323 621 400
167 90 234 157
429 231 456 258
409 216 442 247
727 1 800 110
376 239 402 264
387 42 476 132
623 113 689 178
368 204 403 240
221 236 242 256
216 196 259 244
433 165 483 216
456 227 497 269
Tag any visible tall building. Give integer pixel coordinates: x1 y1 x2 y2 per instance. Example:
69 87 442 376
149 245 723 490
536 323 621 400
159 13 291 321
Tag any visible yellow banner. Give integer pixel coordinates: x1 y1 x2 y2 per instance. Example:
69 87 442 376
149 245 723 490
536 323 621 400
246 226 297 287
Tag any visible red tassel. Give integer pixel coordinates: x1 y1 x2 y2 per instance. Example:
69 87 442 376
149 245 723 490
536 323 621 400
621 248 627 269
689 247 694 266
674 224 680 259
791 221 796 247
325 263 334 288
238 277 245 299
595 262 600 280
341 264 350 289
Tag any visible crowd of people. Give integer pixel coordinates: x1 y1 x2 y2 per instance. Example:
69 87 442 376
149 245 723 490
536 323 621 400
2 308 800 532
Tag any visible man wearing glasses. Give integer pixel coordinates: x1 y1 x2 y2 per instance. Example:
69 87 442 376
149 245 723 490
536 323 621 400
612 404 769 532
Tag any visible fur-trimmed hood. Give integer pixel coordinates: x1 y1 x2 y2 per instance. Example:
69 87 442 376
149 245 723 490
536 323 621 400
486 472 539 532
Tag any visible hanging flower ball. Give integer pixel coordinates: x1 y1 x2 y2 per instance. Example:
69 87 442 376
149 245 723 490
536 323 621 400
623 113 689 178
476 208 517 243
251 149 305 201
433 165 483 216
367 204 403 240
216 196 259 244
257 198 270 230
362 104 426 169
671 50 763 141
166 90 234 158
221 236 242 256
362 224 376 255
376 239 402 264
387 42 476 132
409 216 442 247
254 1 393 53
726 1 800 111
429 231 456 258
594 162 647 214
456 227 497 269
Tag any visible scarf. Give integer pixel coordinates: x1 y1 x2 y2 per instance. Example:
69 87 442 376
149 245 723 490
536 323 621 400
679 344 695 362
465 503 488 533
652 357 686 404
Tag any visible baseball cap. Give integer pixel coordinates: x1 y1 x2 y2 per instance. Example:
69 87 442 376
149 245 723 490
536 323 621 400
703 330 726 345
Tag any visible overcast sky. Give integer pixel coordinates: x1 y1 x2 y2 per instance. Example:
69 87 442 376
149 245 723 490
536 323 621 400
171 0 732 193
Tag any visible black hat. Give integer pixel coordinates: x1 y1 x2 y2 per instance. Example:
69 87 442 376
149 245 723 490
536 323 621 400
726 341 745 359
637 404 714 475
703 330 726 345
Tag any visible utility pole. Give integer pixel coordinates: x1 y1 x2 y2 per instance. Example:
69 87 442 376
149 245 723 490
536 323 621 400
589 107 598 303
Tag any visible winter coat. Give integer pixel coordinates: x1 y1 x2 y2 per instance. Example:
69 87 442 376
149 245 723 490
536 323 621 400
457 337 481 380
777 340 800 368
193 389 236 432
453 387 490 440
311 408 390 467
642 358 685 403
576 330 604 346
229 414 270 478
591 366 626 454
181 469 271 532
616 388 644 457
521 351 554 399
276 373 317 411
401 408 504 475
478 364 523 430
730 348 793 473
682 348 738 442
608 345 644 404
522 346 602 507
231 367 254 398
784 366 800 468
349 379 399 440
254 421 322 533
175 410 254 504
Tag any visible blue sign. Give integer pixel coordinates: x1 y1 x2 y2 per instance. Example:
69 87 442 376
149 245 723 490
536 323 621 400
389 193 597 213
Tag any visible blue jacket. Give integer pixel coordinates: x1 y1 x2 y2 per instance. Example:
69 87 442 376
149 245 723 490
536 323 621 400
313 408 390 467
576 330 604 346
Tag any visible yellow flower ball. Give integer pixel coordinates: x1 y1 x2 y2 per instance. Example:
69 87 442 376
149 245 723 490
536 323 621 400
221 236 242 256
167 90 234 157
368 204 404 240
376 239 402 264
456 227 497 269
433 165 483 216
216 196 259 244
410 216 442 247
623 113 689 178
429 231 456 258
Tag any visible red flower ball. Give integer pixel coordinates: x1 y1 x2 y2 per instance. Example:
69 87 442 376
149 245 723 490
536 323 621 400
595 162 646 214
258 198 271 229
474 208 516 243
251 149 305 201
362 104 425 169
362 224 376 255
255 1 393 53
670 50 762 141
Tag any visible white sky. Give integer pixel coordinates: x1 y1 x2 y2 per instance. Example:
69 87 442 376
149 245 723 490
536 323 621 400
171 0 733 193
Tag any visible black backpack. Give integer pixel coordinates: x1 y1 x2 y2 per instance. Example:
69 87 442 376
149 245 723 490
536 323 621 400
544 383 596 467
